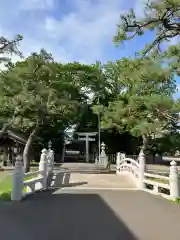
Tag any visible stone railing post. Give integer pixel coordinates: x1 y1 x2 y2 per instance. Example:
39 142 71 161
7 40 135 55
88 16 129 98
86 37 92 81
39 149 48 190
116 152 121 174
138 150 145 190
169 160 179 200
121 153 126 160
48 150 54 170
47 149 54 187
11 155 23 201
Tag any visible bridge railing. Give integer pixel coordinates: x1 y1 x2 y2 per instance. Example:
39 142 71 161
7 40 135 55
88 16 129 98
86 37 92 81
11 148 54 201
116 152 180 201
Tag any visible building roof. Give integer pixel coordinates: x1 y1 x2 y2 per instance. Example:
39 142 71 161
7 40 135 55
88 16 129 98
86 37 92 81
0 127 26 145
6 130 26 144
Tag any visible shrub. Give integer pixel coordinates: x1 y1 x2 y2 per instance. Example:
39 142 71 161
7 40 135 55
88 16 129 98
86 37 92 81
0 190 11 201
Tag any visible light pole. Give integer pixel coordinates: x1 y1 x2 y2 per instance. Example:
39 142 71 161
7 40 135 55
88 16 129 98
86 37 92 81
98 111 101 163
97 96 101 164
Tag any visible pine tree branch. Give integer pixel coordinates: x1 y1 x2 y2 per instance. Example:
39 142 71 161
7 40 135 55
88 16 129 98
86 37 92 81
155 108 179 122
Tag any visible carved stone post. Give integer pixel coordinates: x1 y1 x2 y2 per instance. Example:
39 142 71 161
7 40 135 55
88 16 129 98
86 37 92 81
116 152 121 175
39 149 48 190
47 149 54 187
138 150 145 190
11 155 23 201
100 142 108 167
48 140 52 151
170 160 179 200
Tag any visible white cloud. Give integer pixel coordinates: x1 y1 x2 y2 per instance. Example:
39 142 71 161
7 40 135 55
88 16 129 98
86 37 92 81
134 0 149 18
0 0 144 63
42 0 125 62
19 0 55 10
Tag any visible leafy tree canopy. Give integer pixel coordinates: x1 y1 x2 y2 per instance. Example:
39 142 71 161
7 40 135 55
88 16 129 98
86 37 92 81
93 57 179 151
0 48 108 170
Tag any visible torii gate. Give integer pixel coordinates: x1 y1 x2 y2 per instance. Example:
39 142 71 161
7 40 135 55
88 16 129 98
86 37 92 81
77 132 98 162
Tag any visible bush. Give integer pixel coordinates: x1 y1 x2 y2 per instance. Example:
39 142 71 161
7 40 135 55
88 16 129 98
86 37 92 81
173 198 180 204
0 190 11 201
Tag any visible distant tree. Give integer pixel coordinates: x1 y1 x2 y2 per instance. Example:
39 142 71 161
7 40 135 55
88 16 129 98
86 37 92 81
93 57 179 153
0 52 107 171
0 34 23 136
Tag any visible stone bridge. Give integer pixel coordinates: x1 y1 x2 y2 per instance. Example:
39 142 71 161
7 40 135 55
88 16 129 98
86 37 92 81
1 187 180 240
5 151 180 239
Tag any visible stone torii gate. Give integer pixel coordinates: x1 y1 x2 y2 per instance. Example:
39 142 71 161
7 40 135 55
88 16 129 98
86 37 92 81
77 132 98 162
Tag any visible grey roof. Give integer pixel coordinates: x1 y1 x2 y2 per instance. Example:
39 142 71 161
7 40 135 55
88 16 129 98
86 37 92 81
0 129 26 144
7 130 26 144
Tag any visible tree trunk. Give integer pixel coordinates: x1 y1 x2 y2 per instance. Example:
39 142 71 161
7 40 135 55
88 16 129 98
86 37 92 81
0 123 11 138
61 141 65 162
142 134 148 152
23 126 39 173
139 134 149 171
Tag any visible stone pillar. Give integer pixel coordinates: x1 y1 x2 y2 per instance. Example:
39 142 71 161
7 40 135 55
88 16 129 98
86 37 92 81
47 150 54 187
11 155 23 201
39 149 48 190
95 155 98 164
48 140 52 151
170 160 179 200
100 142 108 167
138 150 145 190
116 152 121 174
48 150 54 168
121 153 126 160
101 142 106 156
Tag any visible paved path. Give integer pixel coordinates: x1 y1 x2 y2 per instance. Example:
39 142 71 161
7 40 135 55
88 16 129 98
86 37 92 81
1 189 180 240
51 171 136 189
1 163 180 239
58 162 174 175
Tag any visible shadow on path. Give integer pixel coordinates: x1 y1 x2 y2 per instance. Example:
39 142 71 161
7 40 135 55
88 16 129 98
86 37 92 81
50 172 88 188
0 190 138 240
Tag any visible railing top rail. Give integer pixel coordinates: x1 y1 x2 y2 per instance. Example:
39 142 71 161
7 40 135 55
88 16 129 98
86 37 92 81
24 170 42 177
120 158 140 168
144 172 169 181
143 178 170 189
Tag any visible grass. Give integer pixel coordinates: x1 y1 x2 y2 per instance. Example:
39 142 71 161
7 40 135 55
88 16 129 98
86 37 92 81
0 175 34 201
147 177 169 184
30 161 40 166
145 177 170 195
173 198 180 204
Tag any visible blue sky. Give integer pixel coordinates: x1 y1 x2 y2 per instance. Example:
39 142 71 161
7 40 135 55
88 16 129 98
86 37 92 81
0 0 179 96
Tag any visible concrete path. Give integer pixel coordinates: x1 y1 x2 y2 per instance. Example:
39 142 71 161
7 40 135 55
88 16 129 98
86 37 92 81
1 162 180 239
51 171 136 189
58 162 174 175
1 189 180 240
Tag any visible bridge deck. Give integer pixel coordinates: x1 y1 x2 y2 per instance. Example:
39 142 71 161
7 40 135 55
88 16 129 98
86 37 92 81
51 171 136 189
1 187 180 239
0 163 179 239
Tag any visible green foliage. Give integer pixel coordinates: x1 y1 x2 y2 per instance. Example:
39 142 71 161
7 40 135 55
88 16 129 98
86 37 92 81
0 50 103 133
173 197 180 204
93 57 178 150
162 43 180 76
0 34 23 63
148 132 180 155
113 0 180 55
0 175 12 201
0 48 108 171
0 190 11 201
0 175 40 201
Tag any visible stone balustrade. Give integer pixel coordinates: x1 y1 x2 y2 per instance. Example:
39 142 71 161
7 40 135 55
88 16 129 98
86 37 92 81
116 151 180 201
11 148 54 201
